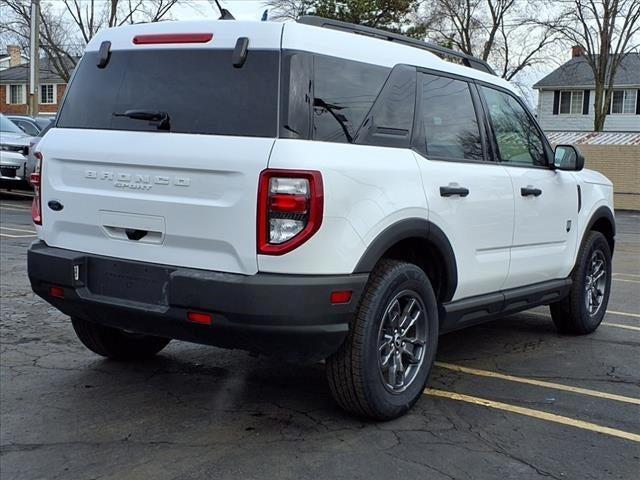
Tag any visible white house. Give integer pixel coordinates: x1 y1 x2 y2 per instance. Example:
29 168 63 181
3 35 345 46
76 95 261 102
534 48 639 133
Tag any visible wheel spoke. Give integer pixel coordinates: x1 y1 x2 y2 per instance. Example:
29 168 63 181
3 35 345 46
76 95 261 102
401 343 420 364
381 349 393 368
404 336 425 347
399 298 417 330
387 299 401 328
388 355 398 386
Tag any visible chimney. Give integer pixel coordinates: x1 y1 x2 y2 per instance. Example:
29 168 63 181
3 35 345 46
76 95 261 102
7 45 22 67
571 45 585 58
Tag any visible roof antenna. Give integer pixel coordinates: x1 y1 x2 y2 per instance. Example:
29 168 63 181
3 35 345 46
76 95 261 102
214 0 235 20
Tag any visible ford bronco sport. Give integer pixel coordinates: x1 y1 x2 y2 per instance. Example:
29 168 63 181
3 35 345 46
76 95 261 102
28 17 615 420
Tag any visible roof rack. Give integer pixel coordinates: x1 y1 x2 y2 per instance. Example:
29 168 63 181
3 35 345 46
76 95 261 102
296 16 496 76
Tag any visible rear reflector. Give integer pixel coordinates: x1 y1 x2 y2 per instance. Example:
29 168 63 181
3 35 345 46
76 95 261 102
49 286 64 299
330 291 352 305
187 311 213 325
133 33 213 45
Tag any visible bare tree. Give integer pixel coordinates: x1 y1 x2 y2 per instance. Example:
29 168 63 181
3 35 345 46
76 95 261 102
539 0 640 131
1 0 182 82
416 0 562 81
265 0 317 20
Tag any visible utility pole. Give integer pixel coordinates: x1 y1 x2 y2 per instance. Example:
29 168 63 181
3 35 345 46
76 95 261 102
28 0 40 117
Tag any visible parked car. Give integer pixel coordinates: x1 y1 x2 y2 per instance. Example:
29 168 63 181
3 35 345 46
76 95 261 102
27 17 615 420
25 123 53 187
0 114 32 187
7 116 55 137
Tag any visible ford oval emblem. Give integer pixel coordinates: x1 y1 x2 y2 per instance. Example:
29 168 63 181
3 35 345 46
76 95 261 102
48 200 64 211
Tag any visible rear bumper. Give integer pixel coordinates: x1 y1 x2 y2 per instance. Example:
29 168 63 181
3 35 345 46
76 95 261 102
28 241 368 361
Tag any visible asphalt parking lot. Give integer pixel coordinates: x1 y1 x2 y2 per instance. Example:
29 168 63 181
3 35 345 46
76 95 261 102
1 190 638 480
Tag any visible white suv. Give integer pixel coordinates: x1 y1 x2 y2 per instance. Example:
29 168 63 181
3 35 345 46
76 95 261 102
28 17 615 420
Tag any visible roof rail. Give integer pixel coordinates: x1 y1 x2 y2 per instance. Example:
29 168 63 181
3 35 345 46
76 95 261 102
296 16 496 76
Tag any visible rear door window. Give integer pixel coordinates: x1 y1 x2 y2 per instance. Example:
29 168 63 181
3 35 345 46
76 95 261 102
57 49 279 137
417 73 484 161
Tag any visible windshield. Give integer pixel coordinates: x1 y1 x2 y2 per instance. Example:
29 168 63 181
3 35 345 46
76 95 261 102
0 116 23 134
58 49 279 137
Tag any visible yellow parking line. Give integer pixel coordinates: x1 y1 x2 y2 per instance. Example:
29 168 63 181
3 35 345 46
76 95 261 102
425 389 640 443
0 190 34 198
614 278 640 284
0 233 36 238
0 206 29 212
0 203 30 210
434 362 640 405
613 273 640 279
608 310 640 319
0 226 36 234
603 323 640 331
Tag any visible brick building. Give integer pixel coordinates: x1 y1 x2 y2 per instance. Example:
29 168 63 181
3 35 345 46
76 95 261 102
0 54 74 116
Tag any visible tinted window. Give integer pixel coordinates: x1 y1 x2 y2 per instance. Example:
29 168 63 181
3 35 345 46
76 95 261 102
481 86 546 166
418 74 483 160
0 116 23 134
280 52 313 140
14 120 40 136
355 65 416 149
58 49 279 137
312 56 389 143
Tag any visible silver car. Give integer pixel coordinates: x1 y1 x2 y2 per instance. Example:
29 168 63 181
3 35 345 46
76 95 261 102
0 114 33 186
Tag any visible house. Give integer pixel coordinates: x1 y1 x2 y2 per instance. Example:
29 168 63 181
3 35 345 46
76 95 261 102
0 45 28 70
0 57 74 116
534 48 640 132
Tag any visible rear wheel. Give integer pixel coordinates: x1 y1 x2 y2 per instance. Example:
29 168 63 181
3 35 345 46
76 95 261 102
326 260 438 420
550 231 612 334
71 317 170 360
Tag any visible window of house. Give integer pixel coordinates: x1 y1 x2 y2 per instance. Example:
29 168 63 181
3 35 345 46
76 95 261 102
482 86 547 167
8 84 26 104
611 89 637 114
559 91 583 114
418 73 483 161
39 84 56 104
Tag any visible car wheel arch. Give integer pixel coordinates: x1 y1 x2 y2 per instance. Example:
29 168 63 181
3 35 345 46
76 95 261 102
353 218 458 303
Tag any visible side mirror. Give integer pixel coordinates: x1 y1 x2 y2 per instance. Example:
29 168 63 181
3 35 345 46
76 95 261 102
554 145 585 171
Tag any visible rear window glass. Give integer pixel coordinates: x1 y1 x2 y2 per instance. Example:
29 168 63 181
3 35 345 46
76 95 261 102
312 56 389 143
57 49 279 137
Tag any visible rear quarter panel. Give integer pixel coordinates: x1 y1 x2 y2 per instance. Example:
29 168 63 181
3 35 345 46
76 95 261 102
259 139 428 274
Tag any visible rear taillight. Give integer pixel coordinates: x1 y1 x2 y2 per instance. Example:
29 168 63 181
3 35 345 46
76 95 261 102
31 151 42 225
257 169 323 255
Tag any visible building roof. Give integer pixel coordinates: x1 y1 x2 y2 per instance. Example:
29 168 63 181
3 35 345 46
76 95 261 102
546 131 640 146
533 53 640 89
0 57 76 84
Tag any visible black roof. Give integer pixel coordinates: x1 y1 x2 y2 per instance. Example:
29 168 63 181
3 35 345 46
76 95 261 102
534 53 640 89
0 57 76 84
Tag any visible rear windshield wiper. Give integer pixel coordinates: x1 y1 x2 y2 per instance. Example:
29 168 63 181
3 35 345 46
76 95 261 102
113 110 170 131
313 98 353 143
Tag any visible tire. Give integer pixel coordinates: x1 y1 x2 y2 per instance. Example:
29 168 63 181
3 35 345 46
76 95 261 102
71 317 170 360
550 231 612 334
326 259 439 420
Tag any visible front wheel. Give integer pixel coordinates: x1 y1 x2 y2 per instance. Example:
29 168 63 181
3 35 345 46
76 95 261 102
326 260 439 420
550 231 612 334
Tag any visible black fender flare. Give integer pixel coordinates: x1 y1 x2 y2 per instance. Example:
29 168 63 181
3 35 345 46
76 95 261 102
353 218 458 302
584 205 616 252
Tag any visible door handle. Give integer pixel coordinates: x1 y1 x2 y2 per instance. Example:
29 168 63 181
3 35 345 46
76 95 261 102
440 186 470 197
521 187 542 197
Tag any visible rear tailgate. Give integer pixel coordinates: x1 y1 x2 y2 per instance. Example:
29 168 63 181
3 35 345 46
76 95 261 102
38 21 283 275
